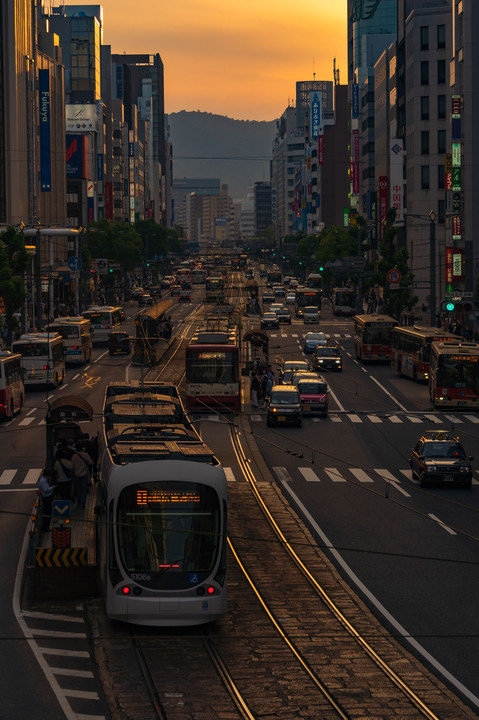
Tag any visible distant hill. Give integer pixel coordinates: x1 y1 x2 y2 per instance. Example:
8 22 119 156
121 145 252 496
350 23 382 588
167 111 278 199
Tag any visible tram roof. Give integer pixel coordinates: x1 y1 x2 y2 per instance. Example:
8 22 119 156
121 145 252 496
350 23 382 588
106 424 218 464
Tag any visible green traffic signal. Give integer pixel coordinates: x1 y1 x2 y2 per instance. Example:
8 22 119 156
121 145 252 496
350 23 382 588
446 301 455 312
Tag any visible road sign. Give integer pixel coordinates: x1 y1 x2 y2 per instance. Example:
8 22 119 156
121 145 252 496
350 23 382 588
386 268 401 284
96 258 108 275
67 256 82 271
52 499 71 519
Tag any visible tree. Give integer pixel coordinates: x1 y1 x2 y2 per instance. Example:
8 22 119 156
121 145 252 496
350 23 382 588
369 208 417 318
0 227 29 344
83 220 143 270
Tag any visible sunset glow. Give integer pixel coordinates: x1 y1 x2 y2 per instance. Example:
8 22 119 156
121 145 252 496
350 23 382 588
89 0 347 120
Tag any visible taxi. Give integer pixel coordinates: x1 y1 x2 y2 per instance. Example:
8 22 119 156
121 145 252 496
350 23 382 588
409 431 473 488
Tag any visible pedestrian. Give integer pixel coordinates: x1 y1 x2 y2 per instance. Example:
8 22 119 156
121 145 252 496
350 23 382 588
71 443 94 509
261 371 268 407
53 447 73 500
86 432 99 481
38 468 56 531
250 372 260 408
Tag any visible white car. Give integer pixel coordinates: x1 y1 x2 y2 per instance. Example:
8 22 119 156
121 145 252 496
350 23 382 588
286 292 296 305
303 306 320 323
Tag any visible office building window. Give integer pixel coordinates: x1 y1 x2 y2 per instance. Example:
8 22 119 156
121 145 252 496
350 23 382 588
421 96 429 120
437 59 446 84
438 164 445 190
421 61 429 85
420 26 429 50
421 131 430 154
421 166 430 189
437 24 446 49
438 129 446 154
437 95 446 119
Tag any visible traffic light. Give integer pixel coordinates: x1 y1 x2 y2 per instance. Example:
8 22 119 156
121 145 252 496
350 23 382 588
318 265 324 272
440 300 455 312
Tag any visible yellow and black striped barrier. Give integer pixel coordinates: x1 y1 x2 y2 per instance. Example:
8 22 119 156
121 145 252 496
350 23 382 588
35 547 88 568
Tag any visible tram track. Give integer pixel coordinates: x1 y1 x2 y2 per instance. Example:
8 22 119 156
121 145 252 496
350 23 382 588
223 419 477 719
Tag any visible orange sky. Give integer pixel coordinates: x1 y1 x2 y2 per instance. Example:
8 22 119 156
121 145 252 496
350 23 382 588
82 0 347 121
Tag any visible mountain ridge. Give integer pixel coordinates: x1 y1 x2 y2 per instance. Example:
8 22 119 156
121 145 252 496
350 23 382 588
167 110 278 199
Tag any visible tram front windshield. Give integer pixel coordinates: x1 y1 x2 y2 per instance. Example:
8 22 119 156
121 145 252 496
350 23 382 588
187 351 237 383
117 481 221 587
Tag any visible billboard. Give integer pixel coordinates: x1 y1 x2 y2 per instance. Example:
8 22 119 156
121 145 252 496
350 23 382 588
66 134 92 179
390 139 404 221
65 104 96 132
38 70 51 192
310 92 322 138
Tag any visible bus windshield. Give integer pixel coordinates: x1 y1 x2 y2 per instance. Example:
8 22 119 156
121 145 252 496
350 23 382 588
117 481 220 576
363 327 392 344
436 357 479 389
46 325 80 340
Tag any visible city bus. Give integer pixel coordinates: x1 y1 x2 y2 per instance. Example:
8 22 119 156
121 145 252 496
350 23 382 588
185 322 240 412
353 314 398 362
295 288 322 318
332 287 356 316
0 351 24 420
82 305 122 343
12 332 65 387
391 326 462 382
429 341 479 408
45 317 92 365
306 272 323 289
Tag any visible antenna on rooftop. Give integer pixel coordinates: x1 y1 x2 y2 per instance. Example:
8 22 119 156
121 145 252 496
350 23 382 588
313 56 316 81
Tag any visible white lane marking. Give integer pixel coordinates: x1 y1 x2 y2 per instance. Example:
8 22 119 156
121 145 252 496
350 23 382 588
291 333 298 337
19 417 35 426
328 387 345 412
423 414 443 424
444 414 463 424
250 414 262 422
370 376 408 412
273 467 293 483
347 414 362 423
58 383 68 390
399 468 416 483
26 408 36 416
329 414 342 422
428 513 457 536
367 415 382 423
298 467 320 482
278 481 479 708
388 415 403 424
72 373 80 380
51 667 94 679
84 365 91 371
23 469 42 485
0 470 17 485
374 469 411 497
349 468 374 483
464 414 479 423
93 351 108 363
344 334 351 338
406 416 423 424
324 467 346 482
224 467 236 483
361 367 368 373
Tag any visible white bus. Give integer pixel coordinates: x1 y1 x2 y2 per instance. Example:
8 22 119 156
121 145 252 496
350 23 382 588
45 317 92 365
12 332 65 388
82 305 122 343
0 351 24 420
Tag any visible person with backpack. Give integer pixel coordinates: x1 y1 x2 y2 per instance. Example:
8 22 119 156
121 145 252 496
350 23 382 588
53 446 73 500
71 442 93 509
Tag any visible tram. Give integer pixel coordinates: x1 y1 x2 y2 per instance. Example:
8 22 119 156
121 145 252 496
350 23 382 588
185 321 240 412
97 382 228 626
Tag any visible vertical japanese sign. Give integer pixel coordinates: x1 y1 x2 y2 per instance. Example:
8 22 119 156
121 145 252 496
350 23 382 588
446 247 453 284
445 153 452 191
310 92 322 138
38 70 51 192
378 176 388 240
389 140 404 221
352 84 359 119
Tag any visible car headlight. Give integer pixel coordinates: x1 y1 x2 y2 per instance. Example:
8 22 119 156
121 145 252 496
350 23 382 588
460 465 470 472
426 466 436 472
335 359 340 363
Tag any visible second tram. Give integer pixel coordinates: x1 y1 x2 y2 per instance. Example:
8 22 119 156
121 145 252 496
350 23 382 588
185 322 240 412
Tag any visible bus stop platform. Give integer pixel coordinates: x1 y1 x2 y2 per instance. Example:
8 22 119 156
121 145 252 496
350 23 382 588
26 483 99 601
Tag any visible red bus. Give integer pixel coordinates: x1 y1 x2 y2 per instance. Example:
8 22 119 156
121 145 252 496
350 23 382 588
185 323 240 413
429 341 479 408
354 314 398 362
391 325 462 382
332 287 356 316
0 351 24 420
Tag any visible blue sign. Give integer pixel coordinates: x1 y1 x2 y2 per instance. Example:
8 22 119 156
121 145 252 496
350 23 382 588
52 500 71 519
68 256 82 271
352 83 359 119
97 153 104 181
39 70 51 192
310 92 322 138
452 118 461 141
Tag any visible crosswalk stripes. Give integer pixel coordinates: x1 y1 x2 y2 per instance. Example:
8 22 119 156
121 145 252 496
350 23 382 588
223 467 236 483
298 467 320 482
274 465 479 487
349 468 374 483
367 414 382 423
23 468 42 485
324 467 346 482
0 469 17 485
465 414 479 423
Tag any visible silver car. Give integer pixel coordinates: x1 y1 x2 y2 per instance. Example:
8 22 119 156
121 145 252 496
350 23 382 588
303 306 320 323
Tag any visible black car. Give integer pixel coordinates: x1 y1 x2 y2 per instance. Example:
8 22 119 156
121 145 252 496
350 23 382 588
261 312 280 330
178 291 191 302
275 307 291 324
409 430 473 488
108 330 131 355
310 345 343 371
262 291 275 304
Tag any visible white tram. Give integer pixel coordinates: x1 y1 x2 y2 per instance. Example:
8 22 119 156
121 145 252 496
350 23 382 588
97 382 228 626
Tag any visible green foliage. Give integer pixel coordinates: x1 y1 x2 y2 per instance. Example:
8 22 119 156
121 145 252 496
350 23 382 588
84 220 143 270
0 227 29 342
368 208 418 317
